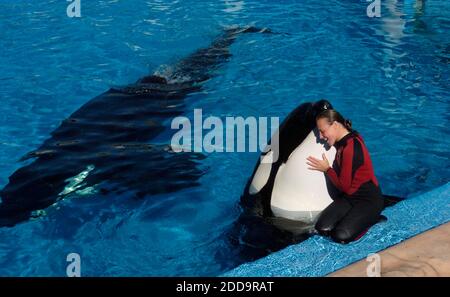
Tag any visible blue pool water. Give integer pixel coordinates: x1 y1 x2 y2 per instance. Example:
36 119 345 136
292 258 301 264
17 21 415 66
0 0 449 276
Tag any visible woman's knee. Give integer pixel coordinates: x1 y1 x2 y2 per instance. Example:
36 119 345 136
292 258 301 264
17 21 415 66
314 201 349 235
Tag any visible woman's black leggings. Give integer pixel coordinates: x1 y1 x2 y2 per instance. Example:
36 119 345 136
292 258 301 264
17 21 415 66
315 183 384 243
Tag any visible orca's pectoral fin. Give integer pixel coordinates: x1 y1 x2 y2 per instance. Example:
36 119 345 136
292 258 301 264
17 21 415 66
383 194 405 208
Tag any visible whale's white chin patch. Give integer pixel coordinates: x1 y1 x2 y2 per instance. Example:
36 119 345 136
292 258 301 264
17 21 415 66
270 130 336 222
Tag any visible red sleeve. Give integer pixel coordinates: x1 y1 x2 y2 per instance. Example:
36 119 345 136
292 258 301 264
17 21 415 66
326 138 354 193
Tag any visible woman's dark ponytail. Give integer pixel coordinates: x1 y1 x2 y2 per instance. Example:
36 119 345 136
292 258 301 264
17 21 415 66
344 119 352 131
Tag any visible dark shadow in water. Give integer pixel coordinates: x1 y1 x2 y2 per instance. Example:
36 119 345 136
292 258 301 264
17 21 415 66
0 27 272 227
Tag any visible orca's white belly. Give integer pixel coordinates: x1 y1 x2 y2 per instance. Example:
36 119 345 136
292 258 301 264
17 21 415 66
270 130 336 223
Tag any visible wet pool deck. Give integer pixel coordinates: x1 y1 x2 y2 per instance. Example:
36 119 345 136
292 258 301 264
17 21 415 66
329 222 450 276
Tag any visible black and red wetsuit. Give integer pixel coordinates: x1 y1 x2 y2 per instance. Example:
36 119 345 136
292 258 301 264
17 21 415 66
315 131 384 243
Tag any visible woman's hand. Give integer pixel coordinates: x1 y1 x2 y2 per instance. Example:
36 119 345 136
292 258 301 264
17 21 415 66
306 154 331 172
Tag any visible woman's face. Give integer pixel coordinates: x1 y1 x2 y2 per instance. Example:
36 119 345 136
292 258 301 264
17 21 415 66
317 118 337 146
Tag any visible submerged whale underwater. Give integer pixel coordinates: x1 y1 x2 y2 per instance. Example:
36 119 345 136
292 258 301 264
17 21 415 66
0 26 271 227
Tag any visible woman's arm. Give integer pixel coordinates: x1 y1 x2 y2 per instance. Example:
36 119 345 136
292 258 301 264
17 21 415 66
326 138 363 194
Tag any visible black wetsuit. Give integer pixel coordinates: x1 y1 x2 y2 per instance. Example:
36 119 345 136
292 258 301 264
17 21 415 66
315 131 384 243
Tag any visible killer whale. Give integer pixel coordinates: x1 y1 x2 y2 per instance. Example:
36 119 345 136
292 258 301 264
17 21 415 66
223 101 335 259
240 100 336 223
0 26 271 227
